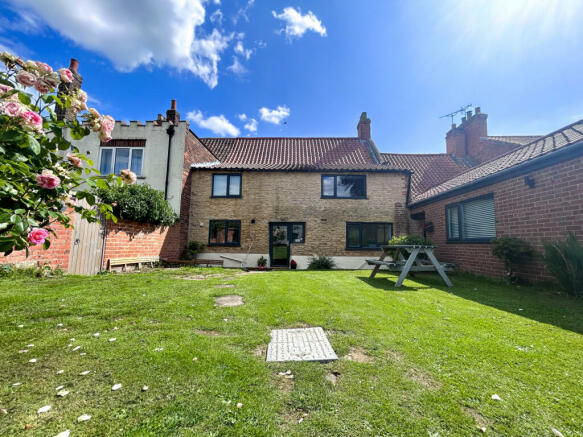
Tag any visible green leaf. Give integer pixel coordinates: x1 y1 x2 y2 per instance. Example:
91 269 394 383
43 238 51 250
17 92 31 105
25 135 41 154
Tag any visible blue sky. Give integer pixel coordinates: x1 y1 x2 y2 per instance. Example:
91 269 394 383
2 0 583 153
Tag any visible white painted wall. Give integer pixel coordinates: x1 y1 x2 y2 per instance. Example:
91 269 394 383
70 120 187 213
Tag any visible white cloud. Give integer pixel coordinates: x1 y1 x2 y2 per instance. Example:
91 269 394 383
272 7 326 39
238 114 258 132
234 41 253 60
227 56 247 74
259 105 290 124
233 0 254 24
187 110 240 137
210 9 223 25
8 0 232 88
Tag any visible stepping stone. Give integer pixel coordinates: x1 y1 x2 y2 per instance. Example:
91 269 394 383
214 295 243 307
266 327 338 362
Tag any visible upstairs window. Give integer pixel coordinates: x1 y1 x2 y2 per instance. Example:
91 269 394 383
346 222 392 249
212 174 241 198
446 194 496 242
322 175 366 199
208 220 241 246
99 147 143 176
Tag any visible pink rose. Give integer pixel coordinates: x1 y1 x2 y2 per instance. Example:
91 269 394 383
99 115 115 142
36 169 61 189
2 101 23 117
120 169 137 185
20 110 43 130
27 228 50 245
67 153 82 168
58 68 74 83
78 90 88 103
33 79 52 94
0 83 12 94
35 61 53 73
16 70 36 87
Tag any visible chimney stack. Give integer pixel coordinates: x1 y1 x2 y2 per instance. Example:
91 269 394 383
445 107 488 161
166 99 180 124
357 112 371 140
56 58 83 121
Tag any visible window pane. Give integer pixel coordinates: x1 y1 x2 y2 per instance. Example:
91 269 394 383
336 175 365 198
228 175 241 196
130 149 143 175
362 223 390 248
291 224 304 243
226 221 240 244
447 206 460 239
347 224 360 248
213 175 228 196
99 149 113 174
114 148 130 174
209 221 225 244
462 198 496 239
322 176 335 196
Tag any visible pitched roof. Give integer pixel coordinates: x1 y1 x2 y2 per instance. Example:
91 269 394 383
195 137 397 172
483 135 542 146
380 153 470 197
411 120 583 205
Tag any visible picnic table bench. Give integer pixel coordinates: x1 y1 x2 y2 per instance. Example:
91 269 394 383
367 245 454 288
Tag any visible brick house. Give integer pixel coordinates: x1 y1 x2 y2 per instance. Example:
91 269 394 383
3 59 582 277
187 114 410 269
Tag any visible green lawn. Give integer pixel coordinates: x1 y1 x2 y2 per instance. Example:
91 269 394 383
0 269 582 436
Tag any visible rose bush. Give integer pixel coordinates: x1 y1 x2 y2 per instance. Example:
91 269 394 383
0 51 134 256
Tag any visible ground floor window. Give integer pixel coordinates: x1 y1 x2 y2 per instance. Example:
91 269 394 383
208 220 241 246
446 194 496 242
346 222 392 249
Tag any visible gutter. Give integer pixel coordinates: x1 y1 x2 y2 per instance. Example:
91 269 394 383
409 140 583 208
164 124 175 200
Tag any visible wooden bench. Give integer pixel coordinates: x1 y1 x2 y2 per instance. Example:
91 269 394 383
161 259 224 267
108 256 160 271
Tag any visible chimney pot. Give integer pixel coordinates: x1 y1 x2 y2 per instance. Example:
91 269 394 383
69 58 79 73
475 107 481 114
466 110 472 119
166 99 180 124
451 123 456 129
171 99 177 110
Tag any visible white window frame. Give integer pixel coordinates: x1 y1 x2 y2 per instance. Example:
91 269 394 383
99 147 144 176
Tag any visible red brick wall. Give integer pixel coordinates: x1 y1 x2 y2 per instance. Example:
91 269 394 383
160 128 216 260
0 211 75 270
411 154 583 281
103 219 170 268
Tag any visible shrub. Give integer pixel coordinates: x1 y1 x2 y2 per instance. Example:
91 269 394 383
307 255 335 270
96 184 178 226
491 237 535 282
181 241 205 260
257 256 267 267
543 232 583 297
388 235 432 246
0 263 63 279
0 51 120 256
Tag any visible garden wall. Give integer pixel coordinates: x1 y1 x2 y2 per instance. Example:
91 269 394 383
410 154 583 281
0 217 75 270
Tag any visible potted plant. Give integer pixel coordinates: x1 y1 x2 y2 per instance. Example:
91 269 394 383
257 256 267 270
290 259 297 270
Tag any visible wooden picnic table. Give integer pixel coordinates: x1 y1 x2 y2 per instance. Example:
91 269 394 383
367 245 454 288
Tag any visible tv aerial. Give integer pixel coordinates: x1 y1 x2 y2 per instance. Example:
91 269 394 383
440 104 473 124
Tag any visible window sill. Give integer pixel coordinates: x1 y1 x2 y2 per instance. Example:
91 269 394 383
345 246 384 251
446 239 494 244
210 195 242 199
321 196 368 200
207 243 241 247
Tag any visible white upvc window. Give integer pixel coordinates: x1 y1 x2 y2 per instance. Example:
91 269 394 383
99 147 144 176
